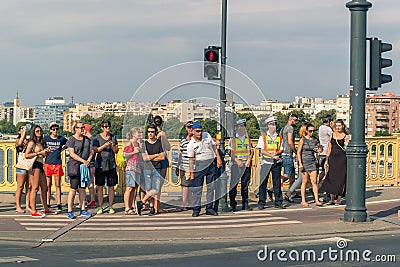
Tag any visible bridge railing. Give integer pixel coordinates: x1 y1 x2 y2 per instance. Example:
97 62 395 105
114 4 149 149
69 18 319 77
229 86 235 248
1 134 399 194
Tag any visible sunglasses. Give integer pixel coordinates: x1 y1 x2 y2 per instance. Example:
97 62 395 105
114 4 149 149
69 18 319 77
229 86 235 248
102 125 110 128
194 130 202 133
35 129 42 133
75 126 85 129
19 128 24 131
308 130 315 133
51 128 59 131
147 130 156 133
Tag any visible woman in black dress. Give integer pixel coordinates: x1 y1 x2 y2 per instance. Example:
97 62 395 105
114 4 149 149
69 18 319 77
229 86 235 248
320 119 349 205
297 123 323 207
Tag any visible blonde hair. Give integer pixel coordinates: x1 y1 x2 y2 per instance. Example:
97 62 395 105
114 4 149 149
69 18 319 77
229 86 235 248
72 120 83 133
299 123 307 138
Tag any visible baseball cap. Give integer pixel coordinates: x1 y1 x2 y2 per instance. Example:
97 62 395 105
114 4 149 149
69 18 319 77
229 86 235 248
49 122 59 128
192 121 202 129
185 121 194 127
84 124 92 131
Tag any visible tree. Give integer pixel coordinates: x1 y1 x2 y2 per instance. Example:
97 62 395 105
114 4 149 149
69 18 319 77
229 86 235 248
375 130 391 137
0 119 16 134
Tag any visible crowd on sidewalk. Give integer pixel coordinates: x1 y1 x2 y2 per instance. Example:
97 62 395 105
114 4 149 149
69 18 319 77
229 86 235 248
13 113 349 218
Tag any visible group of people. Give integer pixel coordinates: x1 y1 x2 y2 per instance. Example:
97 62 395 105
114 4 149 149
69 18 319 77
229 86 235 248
14 113 349 218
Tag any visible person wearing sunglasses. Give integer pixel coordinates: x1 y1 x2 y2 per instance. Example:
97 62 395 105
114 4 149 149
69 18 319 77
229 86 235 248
65 121 93 219
43 122 67 212
187 121 222 217
227 119 254 211
92 120 119 215
25 125 53 217
136 124 165 216
297 123 323 207
15 125 30 213
280 114 299 189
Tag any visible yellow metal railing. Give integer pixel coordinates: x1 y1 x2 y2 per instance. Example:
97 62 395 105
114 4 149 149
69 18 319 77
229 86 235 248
1 135 400 193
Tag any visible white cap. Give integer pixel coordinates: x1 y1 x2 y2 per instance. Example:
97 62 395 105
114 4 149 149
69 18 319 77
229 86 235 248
265 116 277 125
49 122 59 128
236 119 246 127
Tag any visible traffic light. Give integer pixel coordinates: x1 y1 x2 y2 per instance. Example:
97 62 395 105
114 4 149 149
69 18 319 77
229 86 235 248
369 38 392 90
204 46 220 80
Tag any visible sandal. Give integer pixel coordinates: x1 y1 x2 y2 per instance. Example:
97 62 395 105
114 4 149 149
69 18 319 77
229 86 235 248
335 202 341 206
315 202 323 207
301 202 309 207
124 209 134 215
327 201 335 205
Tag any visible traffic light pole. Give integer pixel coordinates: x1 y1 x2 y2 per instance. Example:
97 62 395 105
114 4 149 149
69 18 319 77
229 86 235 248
344 0 371 222
217 0 229 212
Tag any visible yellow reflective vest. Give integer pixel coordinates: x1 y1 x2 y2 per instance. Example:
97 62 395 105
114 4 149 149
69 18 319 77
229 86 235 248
232 136 251 160
262 133 282 160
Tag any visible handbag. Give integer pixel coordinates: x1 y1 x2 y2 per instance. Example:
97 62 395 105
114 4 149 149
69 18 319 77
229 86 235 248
67 136 86 177
15 152 37 171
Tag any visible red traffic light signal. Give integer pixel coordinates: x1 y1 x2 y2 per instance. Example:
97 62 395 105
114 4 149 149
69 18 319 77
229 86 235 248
204 47 220 80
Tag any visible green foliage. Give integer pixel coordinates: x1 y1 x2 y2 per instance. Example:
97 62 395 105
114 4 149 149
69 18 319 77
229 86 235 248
0 119 16 134
81 114 124 138
375 130 391 137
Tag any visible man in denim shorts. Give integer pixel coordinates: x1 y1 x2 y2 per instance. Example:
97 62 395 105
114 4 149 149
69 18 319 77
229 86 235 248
280 114 298 189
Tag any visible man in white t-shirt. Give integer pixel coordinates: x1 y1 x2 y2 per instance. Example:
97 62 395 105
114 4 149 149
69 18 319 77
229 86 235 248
318 116 333 182
187 121 222 217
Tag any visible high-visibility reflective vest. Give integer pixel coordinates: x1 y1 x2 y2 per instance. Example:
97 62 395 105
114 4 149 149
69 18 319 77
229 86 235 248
262 133 282 160
232 136 251 160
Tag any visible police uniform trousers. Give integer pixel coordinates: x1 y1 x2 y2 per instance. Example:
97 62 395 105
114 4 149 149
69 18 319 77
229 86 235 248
259 160 283 206
189 160 217 213
229 164 251 208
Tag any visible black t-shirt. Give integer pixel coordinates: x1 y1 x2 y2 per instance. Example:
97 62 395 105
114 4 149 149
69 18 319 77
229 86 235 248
144 139 164 169
92 134 118 171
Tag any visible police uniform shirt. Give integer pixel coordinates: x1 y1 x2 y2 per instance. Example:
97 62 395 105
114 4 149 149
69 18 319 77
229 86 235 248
256 131 283 163
227 133 254 151
187 132 216 162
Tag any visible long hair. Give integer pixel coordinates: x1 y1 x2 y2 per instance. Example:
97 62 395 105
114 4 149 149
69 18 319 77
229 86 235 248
29 125 45 147
335 119 348 135
299 123 308 138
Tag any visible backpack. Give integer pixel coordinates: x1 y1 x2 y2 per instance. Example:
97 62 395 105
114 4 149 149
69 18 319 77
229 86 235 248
116 149 126 170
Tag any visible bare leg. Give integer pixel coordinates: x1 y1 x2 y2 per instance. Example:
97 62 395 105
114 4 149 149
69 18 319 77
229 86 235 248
97 186 104 208
67 189 77 212
39 174 49 211
15 173 27 212
54 176 62 205
46 176 52 206
124 187 133 211
29 169 40 214
310 171 322 205
108 186 115 207
300 172 309 206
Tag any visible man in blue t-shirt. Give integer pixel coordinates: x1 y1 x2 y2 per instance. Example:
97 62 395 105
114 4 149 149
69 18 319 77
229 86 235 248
44 122 67 212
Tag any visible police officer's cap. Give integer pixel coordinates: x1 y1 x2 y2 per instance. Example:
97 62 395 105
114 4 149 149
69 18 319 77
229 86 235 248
236 119 246 127
265 116 277 125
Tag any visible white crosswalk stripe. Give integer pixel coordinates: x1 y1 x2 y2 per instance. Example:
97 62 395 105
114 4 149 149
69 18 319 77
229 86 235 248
14 211 302 231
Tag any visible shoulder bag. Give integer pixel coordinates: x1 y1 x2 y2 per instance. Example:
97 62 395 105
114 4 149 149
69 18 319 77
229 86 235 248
15 144 37 171
67 136 86 177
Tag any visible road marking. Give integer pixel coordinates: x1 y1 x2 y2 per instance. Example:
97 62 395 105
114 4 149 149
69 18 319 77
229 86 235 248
75 220 302 231
0 256 39 263
76 236 351 264
76 216 289 226
366 199 400 204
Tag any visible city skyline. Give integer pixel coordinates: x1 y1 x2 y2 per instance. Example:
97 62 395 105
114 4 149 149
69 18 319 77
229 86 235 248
0 0 399 106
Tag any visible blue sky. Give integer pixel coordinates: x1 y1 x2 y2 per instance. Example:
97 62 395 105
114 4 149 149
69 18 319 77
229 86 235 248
0 0 399 106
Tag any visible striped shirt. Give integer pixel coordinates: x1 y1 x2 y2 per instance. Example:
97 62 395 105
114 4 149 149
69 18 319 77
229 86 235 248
179 134 191 169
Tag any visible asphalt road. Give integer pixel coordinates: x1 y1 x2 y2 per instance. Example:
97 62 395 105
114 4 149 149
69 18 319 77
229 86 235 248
0 231 399 267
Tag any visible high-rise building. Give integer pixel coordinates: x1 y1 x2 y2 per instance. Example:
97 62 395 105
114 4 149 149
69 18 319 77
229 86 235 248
35 97 73 129
366 92 400 137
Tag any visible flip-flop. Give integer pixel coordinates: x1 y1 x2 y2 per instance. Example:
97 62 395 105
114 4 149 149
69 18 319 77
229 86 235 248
301 202 309 207
124 209 134 215
158 208 168 213
15 210 25 214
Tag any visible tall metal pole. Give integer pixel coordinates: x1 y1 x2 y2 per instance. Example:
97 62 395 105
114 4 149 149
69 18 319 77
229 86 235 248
345 0 371 222
217 0 229 212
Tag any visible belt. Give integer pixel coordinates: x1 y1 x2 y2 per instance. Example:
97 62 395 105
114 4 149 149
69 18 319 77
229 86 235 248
282 153 292 156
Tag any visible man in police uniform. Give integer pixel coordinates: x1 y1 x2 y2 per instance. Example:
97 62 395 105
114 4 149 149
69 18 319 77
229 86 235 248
227 119 254 211
187 122 223 217
256 116 285 209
